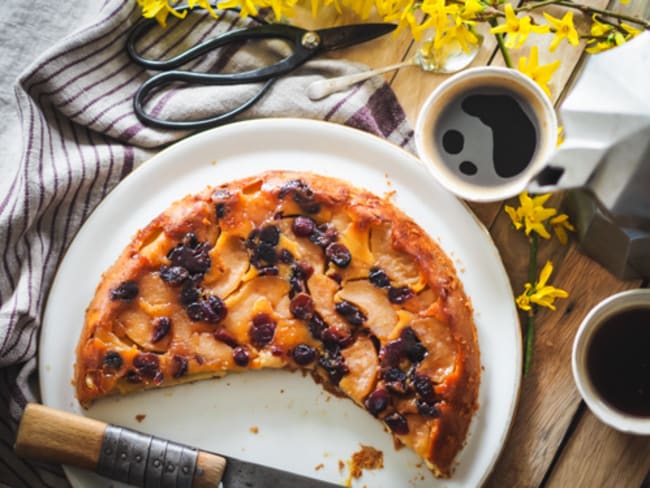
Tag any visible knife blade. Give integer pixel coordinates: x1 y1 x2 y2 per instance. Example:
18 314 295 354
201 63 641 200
15 403 340 488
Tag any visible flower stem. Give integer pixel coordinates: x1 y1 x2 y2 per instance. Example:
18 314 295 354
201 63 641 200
524 312 535 375
489 18 513 68
524 232 538 376
556 0 650 28
516 0 562 12
528 233 538 283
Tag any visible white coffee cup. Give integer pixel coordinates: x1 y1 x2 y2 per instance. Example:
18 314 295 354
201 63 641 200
415 67 557 202
572 289 650 435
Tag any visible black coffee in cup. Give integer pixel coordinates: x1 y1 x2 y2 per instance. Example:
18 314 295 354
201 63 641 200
415 67 557 202
586 306 650 417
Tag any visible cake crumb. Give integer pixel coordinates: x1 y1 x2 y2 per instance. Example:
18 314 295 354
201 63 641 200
314 463 324 471
135 414 146 423
338 460 345 472
348 444 383 479
249 426 259 434
383 189 397 201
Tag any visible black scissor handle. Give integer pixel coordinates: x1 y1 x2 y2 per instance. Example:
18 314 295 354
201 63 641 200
127 21 321 79
128 12 322 130
133 76 276 130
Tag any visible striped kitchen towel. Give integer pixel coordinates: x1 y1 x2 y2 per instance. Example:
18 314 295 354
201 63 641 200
0 0 414 486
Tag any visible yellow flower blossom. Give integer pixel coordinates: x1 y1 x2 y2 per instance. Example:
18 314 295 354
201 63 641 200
490 4 549 49
516 261 569 311
550 213 575 244
543 11 580 51
187 0 219 18
504 191 557 239
460 0 485 22
138 0 186 27
518 45 561 98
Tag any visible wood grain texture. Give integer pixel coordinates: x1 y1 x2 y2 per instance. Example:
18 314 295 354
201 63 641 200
545 410 650 487
15 403 104 471
484 244 641 487
193 451 227 488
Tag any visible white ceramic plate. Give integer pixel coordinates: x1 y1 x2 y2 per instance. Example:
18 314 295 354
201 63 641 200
39 119 521 488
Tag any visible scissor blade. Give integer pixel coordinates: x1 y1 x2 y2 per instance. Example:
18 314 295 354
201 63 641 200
317 23 396 51
222 456 341 488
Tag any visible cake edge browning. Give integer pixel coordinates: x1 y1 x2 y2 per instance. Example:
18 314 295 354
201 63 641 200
74 170 481 478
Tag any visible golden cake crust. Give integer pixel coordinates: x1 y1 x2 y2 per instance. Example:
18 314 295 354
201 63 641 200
74 170 480 477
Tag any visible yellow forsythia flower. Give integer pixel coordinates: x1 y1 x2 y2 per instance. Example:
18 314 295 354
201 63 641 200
504 191 557 239
490 4 549 49
543 11 580 51
550 214 575 244
518 45 561 99
516 261 569 311
138 0 186 27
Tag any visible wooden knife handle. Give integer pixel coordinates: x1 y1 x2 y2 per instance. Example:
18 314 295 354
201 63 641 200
15 403 226 488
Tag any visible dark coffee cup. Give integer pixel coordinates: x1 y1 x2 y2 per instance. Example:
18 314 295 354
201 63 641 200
572 289 650 434
415 67 557 202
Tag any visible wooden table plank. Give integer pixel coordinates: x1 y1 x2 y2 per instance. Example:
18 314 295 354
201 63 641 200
485 242 641 487
545 409 650 487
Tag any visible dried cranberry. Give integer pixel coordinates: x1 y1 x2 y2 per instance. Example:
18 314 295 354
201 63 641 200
215 203 227 219
383 367 409 394
293 262 314 280
335 300 367 326
186 302 204 321
292 216 316 237
151 317 172 343
168 240 211 275
365 388 390 416
246 229 260 250
233 347 250 366
382 367 407 383
292 344 317 365
413 374 437 403
200 295 227 324
133 353 160 379
289 262 313 297
309 223 338 248
249 313 276 348
172 355 188 378
384 412 409 435
290 293 315 320
321 327 353 352
181 232 199 248
318 353 349 385
214 328 238 348
103 351 123 370
180 284 200 305
400 327 427 362
416 399 440 417
110 281 138 301
308 314 327 340
259 225 280 246
159 265 189 286
388 286 415 304
326 243 351 268
255 242 278 265
125 370 142 383
379 339 404 367
368 268 391 288
279 179 321 214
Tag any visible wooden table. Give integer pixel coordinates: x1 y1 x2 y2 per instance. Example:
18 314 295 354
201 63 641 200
296 2 650 486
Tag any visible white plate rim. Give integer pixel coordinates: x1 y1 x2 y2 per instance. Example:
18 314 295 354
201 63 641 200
38 118 522 488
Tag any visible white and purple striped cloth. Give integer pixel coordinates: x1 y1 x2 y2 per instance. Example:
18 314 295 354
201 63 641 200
0 1 413 486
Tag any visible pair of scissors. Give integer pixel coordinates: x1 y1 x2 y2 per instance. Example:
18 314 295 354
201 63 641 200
127 6 396 130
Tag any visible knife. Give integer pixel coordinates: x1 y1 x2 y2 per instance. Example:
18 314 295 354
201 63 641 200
15 403 340 487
